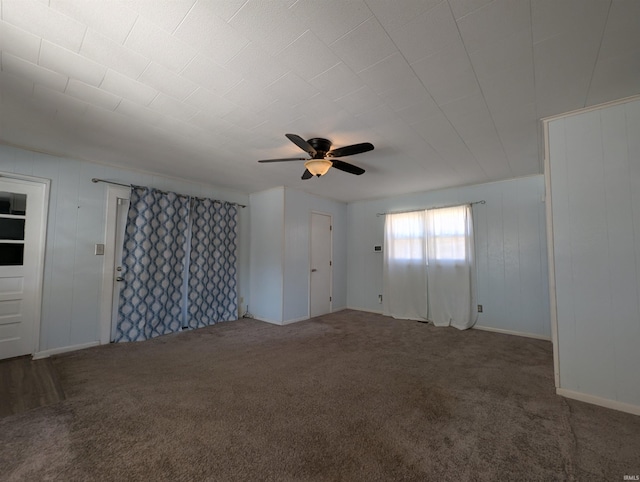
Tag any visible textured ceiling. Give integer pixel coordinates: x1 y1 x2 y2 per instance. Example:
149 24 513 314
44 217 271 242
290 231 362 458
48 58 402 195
1 0 639 202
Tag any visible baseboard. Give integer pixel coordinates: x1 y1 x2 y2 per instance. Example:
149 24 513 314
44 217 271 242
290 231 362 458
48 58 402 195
281 316 308 325
254 317 284 326
472 325 551 341
33 341 101 359
257 309 349 326
556 388 640 416
346 306 383 315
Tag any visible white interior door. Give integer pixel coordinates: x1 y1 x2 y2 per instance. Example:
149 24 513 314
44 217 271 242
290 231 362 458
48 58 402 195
110 197 129 341
0 178 47 359
310 212 332 318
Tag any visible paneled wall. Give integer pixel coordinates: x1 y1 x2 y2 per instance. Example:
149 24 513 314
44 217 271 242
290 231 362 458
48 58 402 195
249 187 347 324
0 144 250 354
547 97 640 410
249 187 284 323
347 175 550 338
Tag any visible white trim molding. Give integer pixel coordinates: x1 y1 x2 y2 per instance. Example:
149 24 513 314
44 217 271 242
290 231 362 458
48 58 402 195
472 325 552 341
255 317 285 326
346 306 383 315
557 388 640 417
99 185 130 344
33 341 100 359
541 94 640 123
542 120 561 389
282 315 309 325
0 172 50 357
257 315 310 326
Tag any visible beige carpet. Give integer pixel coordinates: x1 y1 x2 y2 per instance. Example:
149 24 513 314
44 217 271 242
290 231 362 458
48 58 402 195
1 310 639 481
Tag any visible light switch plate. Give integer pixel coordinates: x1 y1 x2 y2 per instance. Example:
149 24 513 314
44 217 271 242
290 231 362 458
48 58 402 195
95 243 105 255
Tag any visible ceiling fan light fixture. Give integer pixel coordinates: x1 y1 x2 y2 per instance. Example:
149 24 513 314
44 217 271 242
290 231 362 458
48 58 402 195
304 159 332 177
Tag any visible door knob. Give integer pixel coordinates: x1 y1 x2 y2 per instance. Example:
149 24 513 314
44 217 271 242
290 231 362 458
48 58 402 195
116 277 124 282
311 269 317 272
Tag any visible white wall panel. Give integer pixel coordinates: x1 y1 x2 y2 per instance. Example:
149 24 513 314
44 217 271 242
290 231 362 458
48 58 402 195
547 97 640 408
565 111 616 399
249 188 284 323
46 158 78 350
347 175 550 338
70 161 106 346
0 144 250 353
601 104 640 404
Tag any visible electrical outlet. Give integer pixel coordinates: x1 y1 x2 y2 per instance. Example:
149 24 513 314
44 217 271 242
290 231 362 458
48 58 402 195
378 294 383 304
477 304 483 313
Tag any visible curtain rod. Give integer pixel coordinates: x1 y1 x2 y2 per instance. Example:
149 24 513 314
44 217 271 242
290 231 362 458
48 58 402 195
376 200 485 217
91 178 247 208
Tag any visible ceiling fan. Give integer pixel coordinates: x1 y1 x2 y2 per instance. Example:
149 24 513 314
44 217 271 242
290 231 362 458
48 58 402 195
258 134 374 179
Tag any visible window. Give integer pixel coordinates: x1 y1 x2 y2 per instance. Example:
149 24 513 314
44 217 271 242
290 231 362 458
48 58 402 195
0 192 27 266
383 203 476 328
385 206 469 262
385 210 426 261
426 205 468 261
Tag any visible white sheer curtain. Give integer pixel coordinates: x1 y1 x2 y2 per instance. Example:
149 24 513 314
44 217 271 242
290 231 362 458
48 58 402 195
426 204 476 329
382 204 477 330
382 210 428 321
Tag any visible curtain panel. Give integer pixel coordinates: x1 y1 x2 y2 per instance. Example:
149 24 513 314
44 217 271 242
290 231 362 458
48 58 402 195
188 198 238 328
426 204 476 329
115 187 190 342
382 204 477 330
382 210 428 321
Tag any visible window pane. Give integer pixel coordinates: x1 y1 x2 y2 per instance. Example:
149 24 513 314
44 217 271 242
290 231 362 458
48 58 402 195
0 218 25 240
426 205 468 261
385 211 427 261
0 192 27 215
0 243 24 265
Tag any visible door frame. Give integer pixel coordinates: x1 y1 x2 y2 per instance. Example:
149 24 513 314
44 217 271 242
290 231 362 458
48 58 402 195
99 185 130 344
309 211 333 317
0 172 50 356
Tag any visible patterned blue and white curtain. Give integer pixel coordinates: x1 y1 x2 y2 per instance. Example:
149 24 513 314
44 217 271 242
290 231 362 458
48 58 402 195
115 187 190 342
187 198 238 328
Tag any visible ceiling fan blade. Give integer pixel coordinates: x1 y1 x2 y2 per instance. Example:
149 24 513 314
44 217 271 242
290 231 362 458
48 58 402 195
301 169 313 180
285 133 317 157
331 159 365 175
327 142 374 158
258 157 308 163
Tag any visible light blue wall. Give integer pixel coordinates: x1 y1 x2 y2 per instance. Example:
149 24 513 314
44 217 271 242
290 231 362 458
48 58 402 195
0 144 250 353
347 175 550 338
548 97 640 408
2 141 552 351
283 188 347 322
249 187 284 323
249 186 347 324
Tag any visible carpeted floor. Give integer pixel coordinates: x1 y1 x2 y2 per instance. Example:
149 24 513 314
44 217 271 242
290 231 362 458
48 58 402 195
1 310 639 481
0 356 65 418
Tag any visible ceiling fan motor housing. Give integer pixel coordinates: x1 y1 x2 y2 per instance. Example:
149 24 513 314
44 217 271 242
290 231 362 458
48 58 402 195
307 138 332 158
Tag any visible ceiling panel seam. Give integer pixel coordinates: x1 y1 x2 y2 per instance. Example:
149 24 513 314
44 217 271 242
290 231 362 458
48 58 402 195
369 1 484 179
447 0 510 177
584 0 612 108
